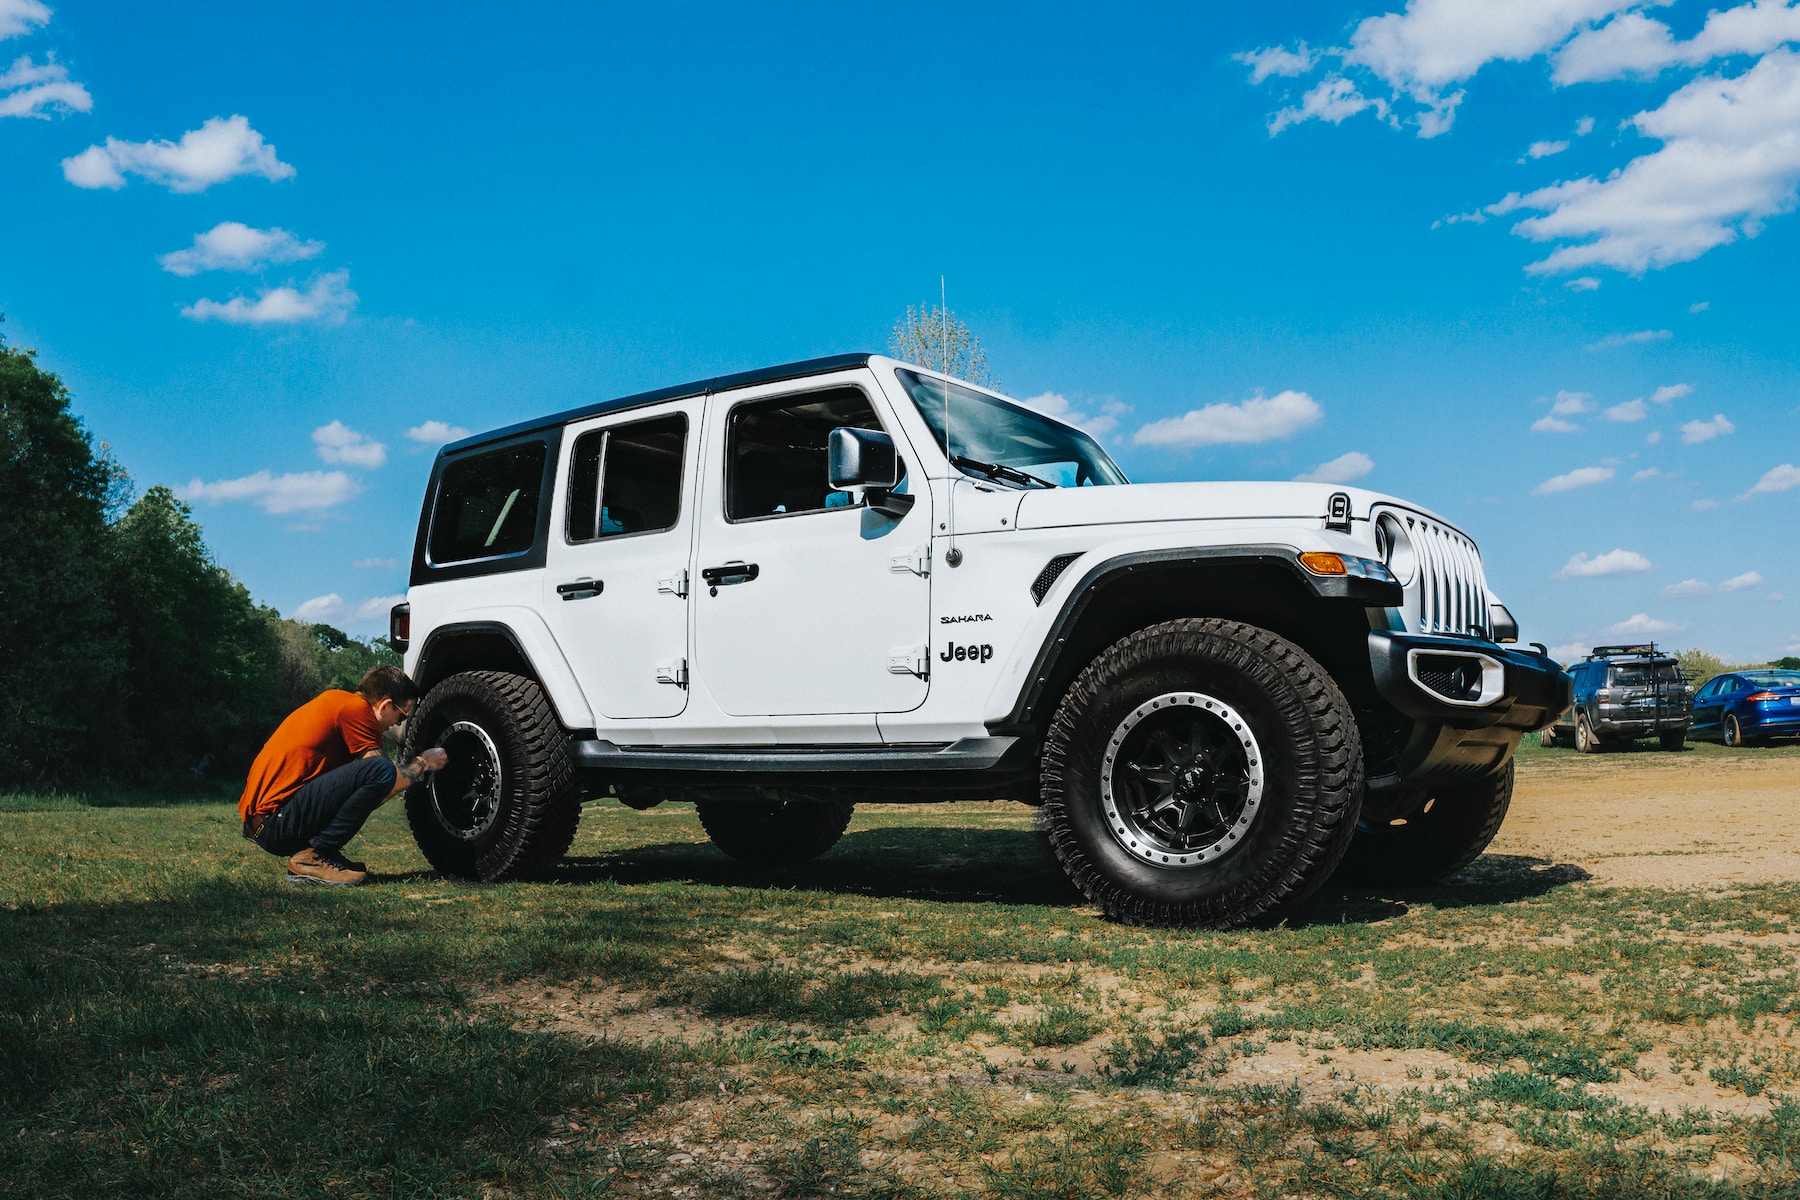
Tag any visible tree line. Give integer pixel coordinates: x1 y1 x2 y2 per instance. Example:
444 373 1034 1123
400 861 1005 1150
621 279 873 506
0 328 396 790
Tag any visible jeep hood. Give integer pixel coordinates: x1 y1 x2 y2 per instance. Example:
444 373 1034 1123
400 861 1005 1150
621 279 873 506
1012 481 1449 533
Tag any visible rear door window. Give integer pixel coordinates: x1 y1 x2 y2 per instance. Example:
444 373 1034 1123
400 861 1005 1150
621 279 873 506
566 414 687 542
429 442 549 564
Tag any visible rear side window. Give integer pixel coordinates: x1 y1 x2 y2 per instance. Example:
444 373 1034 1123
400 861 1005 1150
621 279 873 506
429 443 548 564
566 414 687 542
726 387 885 521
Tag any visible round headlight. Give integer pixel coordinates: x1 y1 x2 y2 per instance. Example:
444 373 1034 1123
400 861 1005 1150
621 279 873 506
1374 512 1418 587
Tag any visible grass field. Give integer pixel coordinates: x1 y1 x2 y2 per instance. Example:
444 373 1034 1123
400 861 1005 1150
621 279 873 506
6 745 1800 1198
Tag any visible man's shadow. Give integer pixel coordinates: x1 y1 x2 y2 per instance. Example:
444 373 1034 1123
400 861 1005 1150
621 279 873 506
553 826 1589 926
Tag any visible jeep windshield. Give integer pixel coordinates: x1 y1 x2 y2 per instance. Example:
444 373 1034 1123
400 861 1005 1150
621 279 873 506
896 369 1128 489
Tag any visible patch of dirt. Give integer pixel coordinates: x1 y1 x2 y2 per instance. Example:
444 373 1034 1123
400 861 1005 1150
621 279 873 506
1495 751 1800 888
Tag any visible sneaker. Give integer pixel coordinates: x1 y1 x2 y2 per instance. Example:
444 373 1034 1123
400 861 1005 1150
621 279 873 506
286 847 368 887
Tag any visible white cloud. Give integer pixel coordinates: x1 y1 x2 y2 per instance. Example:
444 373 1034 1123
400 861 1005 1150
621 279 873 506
1268 76 1388 136
1294 451 1375 483
405 420 473 447
1693 497 1721 509
1555 1 1800 84
1680 413 1735 444
1646 429 1663 444
0 0 49 39
1605 612 1684 636
1236 43 1319 84
182 270 356 326
1535 464 1615 493
1660 578 1714 597
1602 398 1647 422
1133 389 1322 448
0 54 90 119
1020 391 1129 440
1564 276 1602 290
1631 467 1666 481
176 470 360 515
1576 115 1596 136
62 115 295 192
312 420 386 468
1525 139 1570 159
158 222 323 276
1551 389 1593 414
1720 570 1765 591
1533 413 1582 433
1585 329 1672 349
352 557 399 569
1690 300 1711 313
1651 382 1692 403
292 593 405 626
1746 463 1800 494
1548 640 1591 663
1496 50 1800 275
1554 548 1652 578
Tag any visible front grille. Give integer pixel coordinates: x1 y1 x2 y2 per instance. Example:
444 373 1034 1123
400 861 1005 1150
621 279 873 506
1380 508 1492 637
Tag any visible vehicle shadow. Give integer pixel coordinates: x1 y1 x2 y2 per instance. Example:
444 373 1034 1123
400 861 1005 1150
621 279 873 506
556 828 1591 925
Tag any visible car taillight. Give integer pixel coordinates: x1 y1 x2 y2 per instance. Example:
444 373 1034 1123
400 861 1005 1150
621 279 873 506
1746 691 1781 702
390 602 411 653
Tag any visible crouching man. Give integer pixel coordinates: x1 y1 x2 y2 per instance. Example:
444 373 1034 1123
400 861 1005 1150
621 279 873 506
240 666 447 886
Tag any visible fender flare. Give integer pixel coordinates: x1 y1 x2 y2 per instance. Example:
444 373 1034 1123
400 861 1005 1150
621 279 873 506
412 616 595 730
987 544 1402 735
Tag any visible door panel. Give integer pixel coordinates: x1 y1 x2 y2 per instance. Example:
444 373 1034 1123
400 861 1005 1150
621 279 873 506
693 381 931 718
541 400 701 720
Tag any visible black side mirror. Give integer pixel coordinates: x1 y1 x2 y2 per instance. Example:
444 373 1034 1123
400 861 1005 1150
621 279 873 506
827 427 914 518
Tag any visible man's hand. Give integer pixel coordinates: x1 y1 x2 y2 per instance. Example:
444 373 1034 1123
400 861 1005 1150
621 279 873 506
388 748 449 798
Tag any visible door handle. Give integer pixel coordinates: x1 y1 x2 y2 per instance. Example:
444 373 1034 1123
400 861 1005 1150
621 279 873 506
700 562 760 586
556 578 603 601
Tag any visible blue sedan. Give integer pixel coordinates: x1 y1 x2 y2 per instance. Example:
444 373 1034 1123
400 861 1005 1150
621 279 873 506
1691 670 1800 746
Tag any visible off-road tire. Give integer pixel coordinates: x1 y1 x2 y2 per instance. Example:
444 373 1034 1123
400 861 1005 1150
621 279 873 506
1575 712 1602 753
1039 618 1363 929
1660 730 1686 751
403 670 580 882
1332 762 1514 887
696 799 855 865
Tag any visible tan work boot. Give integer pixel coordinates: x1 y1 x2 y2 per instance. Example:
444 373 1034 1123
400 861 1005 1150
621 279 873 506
286 847 368 887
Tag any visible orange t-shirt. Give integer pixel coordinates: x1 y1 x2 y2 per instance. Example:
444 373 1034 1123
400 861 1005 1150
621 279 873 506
239 690 384 822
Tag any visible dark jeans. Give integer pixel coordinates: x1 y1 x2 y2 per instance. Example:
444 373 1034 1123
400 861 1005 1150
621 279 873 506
253 756 398 857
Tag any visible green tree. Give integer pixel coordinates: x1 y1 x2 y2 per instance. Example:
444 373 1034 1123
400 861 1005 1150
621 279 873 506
0 329 125 785
1770 656 1800 670
105 486 288 781
889 303 998 388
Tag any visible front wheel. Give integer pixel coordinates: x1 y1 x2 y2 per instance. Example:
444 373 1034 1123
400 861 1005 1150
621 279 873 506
1539 725 1559 749
1724 715 1747 748
1332 764 1514 887
696 799 855 864
1039 618 1362 929
403 671 580 882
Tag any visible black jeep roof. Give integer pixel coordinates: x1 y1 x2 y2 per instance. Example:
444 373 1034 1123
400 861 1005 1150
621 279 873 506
442 352 879 454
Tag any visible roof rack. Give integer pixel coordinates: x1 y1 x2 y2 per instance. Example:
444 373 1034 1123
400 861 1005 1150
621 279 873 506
1586 642 1670 659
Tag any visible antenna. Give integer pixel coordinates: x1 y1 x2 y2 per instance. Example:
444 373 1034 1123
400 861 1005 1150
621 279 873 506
940 274 962 568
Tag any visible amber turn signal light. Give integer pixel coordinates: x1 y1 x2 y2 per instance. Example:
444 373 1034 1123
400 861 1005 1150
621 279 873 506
1298 552 1348 576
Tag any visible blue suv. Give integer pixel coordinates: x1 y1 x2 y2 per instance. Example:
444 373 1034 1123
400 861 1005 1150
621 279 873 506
1543 644 1692 753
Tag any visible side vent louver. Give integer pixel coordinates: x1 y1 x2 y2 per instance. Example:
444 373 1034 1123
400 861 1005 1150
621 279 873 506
1031 553 1083 605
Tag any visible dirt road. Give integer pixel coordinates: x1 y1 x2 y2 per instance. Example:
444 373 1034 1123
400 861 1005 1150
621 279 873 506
1495 745 1800 888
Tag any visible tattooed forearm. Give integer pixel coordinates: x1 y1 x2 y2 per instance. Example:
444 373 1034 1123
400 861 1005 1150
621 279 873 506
399 757 428 785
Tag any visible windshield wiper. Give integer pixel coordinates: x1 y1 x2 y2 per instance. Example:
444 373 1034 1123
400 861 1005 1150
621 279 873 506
951 455 1057 489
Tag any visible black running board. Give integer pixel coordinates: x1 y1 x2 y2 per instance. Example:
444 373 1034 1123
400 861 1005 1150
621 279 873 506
571 736 1018 774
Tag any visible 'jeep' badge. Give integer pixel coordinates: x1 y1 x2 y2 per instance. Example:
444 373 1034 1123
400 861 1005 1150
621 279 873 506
940 642 994 663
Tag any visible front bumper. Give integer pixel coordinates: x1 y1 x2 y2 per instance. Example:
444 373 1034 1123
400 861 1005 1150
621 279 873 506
1367 631 1572 790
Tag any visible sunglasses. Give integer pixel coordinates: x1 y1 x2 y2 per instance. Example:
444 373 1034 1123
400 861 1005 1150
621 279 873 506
387 700 413 721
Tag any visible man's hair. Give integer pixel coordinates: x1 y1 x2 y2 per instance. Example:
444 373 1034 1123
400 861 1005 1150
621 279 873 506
358 665 420 707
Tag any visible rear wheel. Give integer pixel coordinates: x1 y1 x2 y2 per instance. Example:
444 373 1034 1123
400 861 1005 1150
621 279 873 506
696 799 855 864
403 671 580 881
1575 713 1602 754
1660 730 1687 751
1039 618 1361 929
1332 763 1514 886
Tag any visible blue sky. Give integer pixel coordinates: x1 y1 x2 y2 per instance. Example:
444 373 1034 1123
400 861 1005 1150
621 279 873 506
3 0 1797 661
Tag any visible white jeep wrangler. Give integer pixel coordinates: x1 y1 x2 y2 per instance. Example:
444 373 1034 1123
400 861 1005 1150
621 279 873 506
391 354 1569 928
